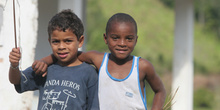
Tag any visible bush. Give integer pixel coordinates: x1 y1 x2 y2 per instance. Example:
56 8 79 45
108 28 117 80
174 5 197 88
194 88 214 109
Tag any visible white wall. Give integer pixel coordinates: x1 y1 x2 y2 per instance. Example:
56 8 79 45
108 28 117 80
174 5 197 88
0 0 38 109
0 0 87 109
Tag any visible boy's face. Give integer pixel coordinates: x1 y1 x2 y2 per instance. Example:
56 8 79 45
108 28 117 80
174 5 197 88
104 21 137 60
49 29 84 66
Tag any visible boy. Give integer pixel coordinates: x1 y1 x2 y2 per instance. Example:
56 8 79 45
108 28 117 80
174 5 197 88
34 13 166 110
9 9 99 110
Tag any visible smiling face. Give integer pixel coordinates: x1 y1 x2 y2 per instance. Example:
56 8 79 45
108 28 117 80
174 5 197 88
49 29 84 66
104 21 137 60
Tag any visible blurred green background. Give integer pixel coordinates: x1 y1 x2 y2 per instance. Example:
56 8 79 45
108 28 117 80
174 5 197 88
85 0 220 109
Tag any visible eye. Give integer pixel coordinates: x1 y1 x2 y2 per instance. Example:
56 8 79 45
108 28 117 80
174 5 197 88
64 39 73 44
110 35 119 41
112 37 119 40
126 36 135 42
51 40 59 44
65 40 73 42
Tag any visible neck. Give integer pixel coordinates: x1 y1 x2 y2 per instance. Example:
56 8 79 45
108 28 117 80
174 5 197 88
109 54 133 65
57 58 82 67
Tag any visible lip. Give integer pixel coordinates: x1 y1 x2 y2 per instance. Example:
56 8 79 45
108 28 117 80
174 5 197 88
58 52 68 59
116 49 128 53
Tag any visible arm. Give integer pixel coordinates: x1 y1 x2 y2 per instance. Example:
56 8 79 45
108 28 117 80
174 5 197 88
32 51 104 75
77 51 104 69
139 59 166 110
9 48 21 84
32 54 57 76
148 73 166 110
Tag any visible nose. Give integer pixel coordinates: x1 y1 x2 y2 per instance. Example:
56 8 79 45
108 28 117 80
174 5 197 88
118 39 126 47
58 42 66 50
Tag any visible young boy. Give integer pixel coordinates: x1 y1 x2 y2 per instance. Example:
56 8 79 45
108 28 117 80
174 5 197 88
9 9 99 110
33 13 166 110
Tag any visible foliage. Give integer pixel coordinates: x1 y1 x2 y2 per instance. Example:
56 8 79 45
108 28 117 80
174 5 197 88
194 0 220 39
159 0 174 8
86 0 174 74
86 0 220 109
161 0 220 39
194 88 214 109
194 24 220 74
86 0 220 75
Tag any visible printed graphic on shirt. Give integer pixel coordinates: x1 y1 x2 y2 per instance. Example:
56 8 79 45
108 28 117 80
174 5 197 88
125 92 133 98
41 79 80 110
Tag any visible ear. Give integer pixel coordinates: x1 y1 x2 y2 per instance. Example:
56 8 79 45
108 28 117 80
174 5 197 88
136 36 138 42
134 36 138 46
103 33 108 44
78 35 84 48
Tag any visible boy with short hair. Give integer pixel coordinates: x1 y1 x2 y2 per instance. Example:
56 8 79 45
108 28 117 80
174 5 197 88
9 9 99 110
34 13 166 110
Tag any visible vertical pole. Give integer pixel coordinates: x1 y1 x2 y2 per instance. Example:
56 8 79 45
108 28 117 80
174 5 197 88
13 0 17 48
172 0 194 110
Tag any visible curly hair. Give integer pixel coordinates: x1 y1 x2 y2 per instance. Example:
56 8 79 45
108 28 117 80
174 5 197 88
48 9 84 40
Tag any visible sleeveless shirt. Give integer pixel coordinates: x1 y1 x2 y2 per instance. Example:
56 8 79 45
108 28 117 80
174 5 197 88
98 53 147 110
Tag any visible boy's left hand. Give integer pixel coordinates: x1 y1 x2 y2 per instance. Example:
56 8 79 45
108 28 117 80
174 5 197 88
32 60 48 77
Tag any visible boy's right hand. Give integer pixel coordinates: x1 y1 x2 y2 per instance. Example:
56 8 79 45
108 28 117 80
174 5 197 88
32 60 48 77
9 48 21 68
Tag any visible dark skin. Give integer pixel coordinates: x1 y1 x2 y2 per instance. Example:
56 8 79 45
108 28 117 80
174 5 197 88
33 21 166 110
9 47 21 84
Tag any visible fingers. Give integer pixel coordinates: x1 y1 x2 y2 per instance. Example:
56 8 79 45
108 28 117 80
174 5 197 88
32 61 37 69
42 72 47 77
9 48 21 67
32 60 48 76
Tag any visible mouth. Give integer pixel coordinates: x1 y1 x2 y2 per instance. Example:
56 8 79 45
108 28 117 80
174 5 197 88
116 49 128 53
58 52 68 59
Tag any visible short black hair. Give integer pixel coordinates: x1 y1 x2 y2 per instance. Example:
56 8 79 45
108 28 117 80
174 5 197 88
48 9 84 40
105 13 137 35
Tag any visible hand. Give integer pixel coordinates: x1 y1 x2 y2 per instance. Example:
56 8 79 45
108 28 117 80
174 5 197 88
9 47 21 68
32 60 48 77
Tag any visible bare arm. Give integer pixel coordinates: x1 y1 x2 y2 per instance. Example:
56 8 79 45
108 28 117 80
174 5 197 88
148 73 166 110
32 51 104 75
9 48 21 84
77 51 104 69
140 59 166 110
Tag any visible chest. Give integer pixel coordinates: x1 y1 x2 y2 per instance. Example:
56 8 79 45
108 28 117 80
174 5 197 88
107 60 133 79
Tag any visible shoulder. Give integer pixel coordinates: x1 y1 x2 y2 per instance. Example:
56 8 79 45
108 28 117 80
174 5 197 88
81 62 97 73
85 51 105 60
22 66 45 83
85 51 106 69
78 51 105 65
81 62 96 68
138 58 154 69
22 66 35 74
80 63 98 79
138 58 156 78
